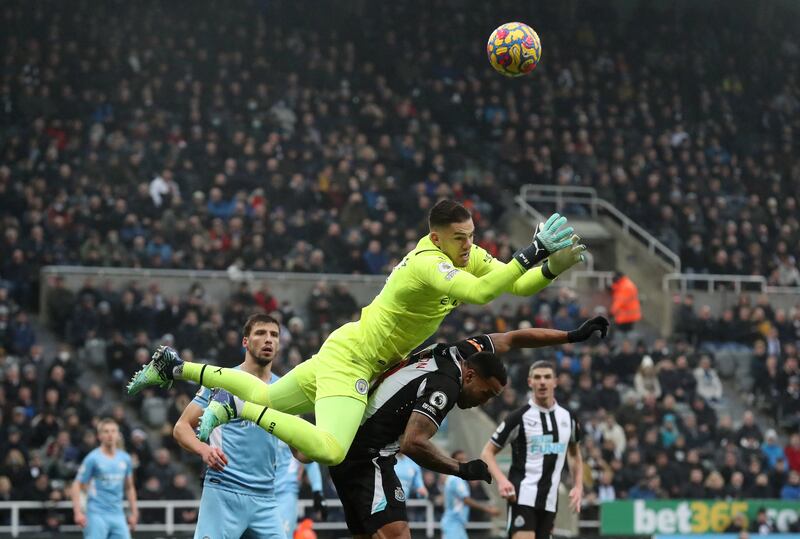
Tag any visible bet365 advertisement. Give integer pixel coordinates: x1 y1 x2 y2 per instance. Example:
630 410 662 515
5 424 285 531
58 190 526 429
600 499 799 535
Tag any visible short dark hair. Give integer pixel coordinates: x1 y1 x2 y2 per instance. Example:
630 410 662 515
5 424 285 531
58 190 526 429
529 360 556 377
465 351 507 386
428 199 471 230
243 313 280 337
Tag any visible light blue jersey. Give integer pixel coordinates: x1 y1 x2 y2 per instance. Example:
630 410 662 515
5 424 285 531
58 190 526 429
77 448 132 514
192 370 280 496
193 369 285 539
76 448 132 539
441 475 471 539
275 439 323 537
394 454 425 499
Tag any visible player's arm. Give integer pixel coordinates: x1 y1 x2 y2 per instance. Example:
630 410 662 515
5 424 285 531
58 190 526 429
480 441 516 503
464 495 501 517
72 455 95 528
414 253 526 305
125 473 139 529
412 463 429 497
567 414 584 513
488 316 609 354
70 477 89 528
304 460 329 520
173 400 228 471
400 412 461 475
567 441 584 512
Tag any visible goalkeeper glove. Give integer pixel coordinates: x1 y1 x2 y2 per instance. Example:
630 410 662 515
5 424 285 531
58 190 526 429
457 459 492 483
513 213 574 270
312 491 328 521
567 316 610 343
542 235 587 278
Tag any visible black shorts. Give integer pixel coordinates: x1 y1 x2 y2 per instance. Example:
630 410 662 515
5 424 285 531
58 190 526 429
507 504 555 538
328 454 408 534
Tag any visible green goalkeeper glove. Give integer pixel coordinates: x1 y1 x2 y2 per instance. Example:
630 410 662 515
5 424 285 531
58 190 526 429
542 235 587 278
513 213 574 270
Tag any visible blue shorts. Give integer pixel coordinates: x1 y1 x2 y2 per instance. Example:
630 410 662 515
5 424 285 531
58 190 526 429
85 510 130 539
195 486 285 539
276 490 299 538
441 520 468 539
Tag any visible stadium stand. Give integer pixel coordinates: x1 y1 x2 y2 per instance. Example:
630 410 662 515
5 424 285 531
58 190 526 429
1 0 799 535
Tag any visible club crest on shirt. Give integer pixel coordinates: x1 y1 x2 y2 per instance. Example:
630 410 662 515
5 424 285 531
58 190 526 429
355 379 369 395
395 487 406 502
429 391 447 410
514 514 525 527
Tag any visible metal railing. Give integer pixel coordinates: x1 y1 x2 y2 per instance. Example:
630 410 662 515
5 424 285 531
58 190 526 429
0 499 596 537
515 184 682 272
663 273 800 295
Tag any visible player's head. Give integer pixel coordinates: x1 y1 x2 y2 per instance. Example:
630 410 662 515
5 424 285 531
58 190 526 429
528 360 557 405
428 199 474 268
458 351 506 409
96 418 120 450
242 313 281 366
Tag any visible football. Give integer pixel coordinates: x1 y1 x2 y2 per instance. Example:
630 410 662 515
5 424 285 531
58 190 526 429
486 22 542 77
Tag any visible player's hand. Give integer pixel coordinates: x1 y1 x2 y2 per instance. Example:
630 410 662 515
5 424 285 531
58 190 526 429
567 316 609 343
569 485 583 513
74 511 87 528
497 478 517 503
485 504 501 517
535 213 574 253
312 491 328 521
417 486 429 499
546 234 587 276
200 445 228 471
457 459 492 483
128 511 138 531
514 213 574 270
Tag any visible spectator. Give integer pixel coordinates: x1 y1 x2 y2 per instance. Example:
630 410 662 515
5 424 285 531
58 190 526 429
609 272 642 333
749 507 776 535
786 433 800 472
634 356 662 400
762 429 785 470
693 355 723 403
781 470 800 500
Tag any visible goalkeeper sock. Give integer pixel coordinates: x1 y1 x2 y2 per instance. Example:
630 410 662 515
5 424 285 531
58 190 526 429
178 363 270 405
241 402 347 466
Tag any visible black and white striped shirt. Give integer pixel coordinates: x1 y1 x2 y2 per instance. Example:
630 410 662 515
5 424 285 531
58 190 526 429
344 334 495 460
490 399 581 512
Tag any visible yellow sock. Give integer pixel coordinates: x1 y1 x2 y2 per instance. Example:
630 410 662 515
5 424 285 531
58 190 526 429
241 402 346 465
180 363 270 405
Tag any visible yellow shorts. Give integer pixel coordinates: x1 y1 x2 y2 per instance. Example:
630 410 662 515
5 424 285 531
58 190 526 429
290 347 373 405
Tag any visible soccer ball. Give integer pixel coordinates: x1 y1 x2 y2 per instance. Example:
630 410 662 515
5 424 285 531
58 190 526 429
486 22 541 77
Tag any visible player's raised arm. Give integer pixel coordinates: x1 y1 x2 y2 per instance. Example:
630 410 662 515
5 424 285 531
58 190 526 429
173 393 229 471
488 316 609 354
413 212 575 305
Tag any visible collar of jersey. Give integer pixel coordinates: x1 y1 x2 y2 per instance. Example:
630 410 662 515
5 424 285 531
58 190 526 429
528 398 558 413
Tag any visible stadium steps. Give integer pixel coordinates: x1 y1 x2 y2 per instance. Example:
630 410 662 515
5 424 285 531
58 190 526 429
32 316 203 497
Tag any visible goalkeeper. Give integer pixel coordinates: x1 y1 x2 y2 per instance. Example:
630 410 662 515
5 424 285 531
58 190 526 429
128 200 586 465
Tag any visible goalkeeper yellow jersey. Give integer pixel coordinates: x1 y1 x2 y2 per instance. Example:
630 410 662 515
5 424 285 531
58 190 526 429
316 235 552 378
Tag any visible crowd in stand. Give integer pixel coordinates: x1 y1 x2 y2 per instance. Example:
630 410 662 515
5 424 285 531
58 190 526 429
2 0 800 532
2 273 800 530
2 0 800 319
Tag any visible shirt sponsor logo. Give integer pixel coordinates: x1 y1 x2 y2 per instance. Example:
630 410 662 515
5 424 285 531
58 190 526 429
529 434 567 455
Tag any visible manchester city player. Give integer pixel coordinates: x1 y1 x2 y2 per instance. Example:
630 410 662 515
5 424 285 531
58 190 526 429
129 200 586 466
275 440 327 538
71 418 138 539
172 313 285 539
